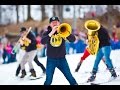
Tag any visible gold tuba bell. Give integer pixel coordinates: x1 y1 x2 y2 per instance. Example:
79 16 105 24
84 20 101 55
50 23 72 47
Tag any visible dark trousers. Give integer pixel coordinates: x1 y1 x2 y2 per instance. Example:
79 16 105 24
44 58 78 85
34 55 46 72
16 55 46 76
2 49 7 64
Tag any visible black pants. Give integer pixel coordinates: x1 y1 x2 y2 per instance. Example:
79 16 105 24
16 55 46 76
2 49 7 63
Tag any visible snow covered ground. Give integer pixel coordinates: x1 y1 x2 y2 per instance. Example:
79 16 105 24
0 49 120 85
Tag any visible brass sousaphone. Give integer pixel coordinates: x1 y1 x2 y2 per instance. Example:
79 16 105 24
84 20 101 55
50 23 72 47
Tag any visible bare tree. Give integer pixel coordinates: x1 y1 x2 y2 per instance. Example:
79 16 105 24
6 5 14 25
22 5 25 22
0 5 2 24
16 5 19 23
53 5 56 16
106 5 114 33
41 5 47 21
73 5 77 30
53 5 63 22
78 5 81 18
27 5 33 21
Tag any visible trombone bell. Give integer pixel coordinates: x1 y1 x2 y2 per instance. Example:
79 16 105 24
57 23 71 38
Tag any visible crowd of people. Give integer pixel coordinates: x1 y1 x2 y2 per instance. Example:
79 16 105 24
0 22 120 65
0 16 120 85
0 35 17 64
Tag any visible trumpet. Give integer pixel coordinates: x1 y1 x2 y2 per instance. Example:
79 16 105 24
11 27 32 54
84 20 100 55
50 23 72 47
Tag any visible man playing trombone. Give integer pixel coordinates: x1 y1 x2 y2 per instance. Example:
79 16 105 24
41 16 78 85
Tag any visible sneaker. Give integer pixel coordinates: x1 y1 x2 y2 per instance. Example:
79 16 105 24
111 72 117 78
87 74 96 82
87 70 96 82
109 68 117 78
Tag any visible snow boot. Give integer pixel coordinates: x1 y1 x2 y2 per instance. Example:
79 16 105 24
30 69 36 77
109 68 117 78
20 69 26 78
87 70 96 82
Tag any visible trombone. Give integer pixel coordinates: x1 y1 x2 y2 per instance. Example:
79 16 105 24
50 23 72 47
57 23 72 38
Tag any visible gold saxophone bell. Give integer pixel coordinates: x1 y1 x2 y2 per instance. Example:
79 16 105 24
50 23 72 47
84 20 101 55
57 23 71 38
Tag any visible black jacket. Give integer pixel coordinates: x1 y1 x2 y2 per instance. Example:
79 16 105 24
98 26 111 48
41 26 76 58
21 31 37 52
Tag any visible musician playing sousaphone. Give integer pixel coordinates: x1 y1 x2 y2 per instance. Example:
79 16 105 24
75 20 109 72
82 20 118 82
18 27 38 79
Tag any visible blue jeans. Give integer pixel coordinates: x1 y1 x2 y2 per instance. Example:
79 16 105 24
92 46 114 72
44 58 78 85
65 42 70 54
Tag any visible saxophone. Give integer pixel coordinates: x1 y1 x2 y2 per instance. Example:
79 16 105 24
11 27 32 54
84 20 100 55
